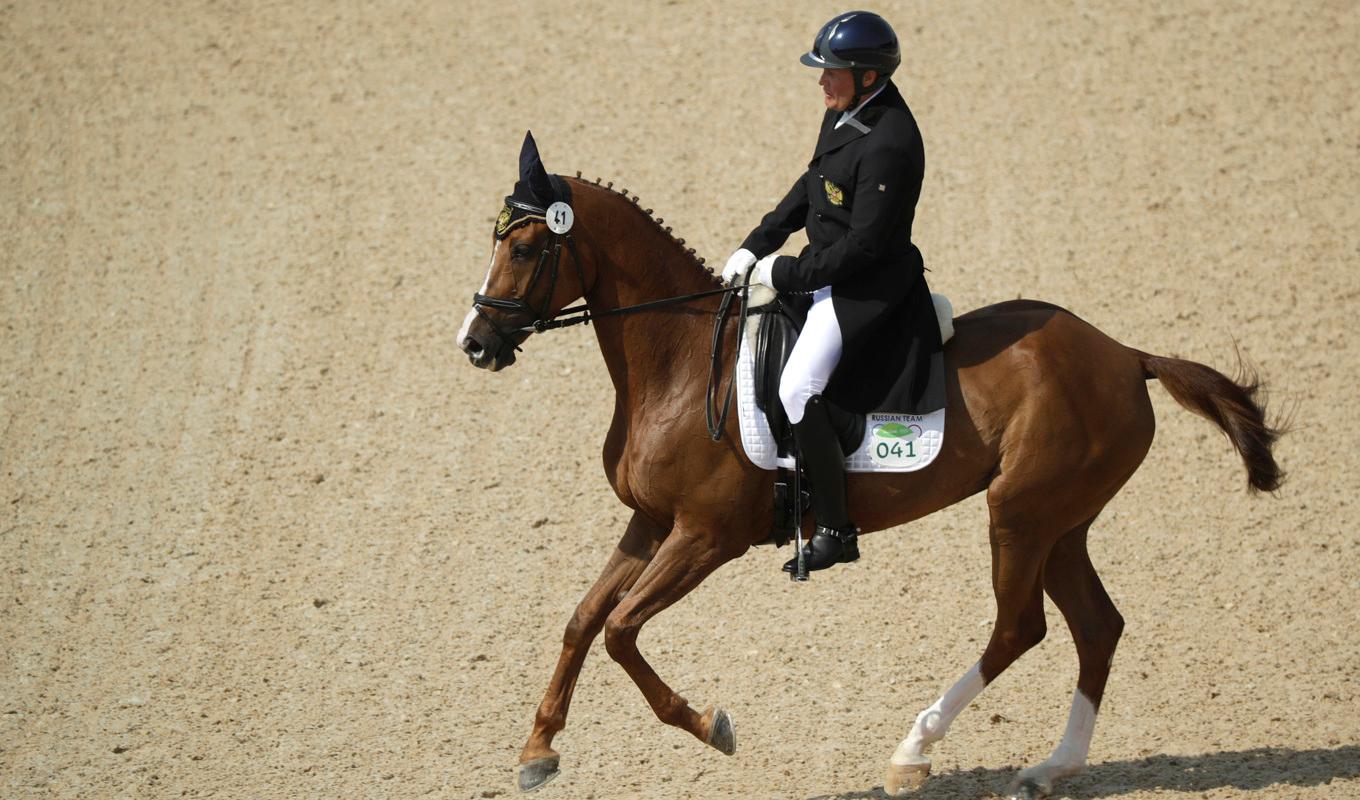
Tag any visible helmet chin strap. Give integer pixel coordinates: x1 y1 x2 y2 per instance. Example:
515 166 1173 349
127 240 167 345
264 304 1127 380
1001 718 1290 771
848 70 878 111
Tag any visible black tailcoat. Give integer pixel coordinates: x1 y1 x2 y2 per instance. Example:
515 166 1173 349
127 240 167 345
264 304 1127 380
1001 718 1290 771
741 81 945 415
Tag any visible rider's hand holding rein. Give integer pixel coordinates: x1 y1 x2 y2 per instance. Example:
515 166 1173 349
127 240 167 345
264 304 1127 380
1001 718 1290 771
721 248 778 288
721 248 756 285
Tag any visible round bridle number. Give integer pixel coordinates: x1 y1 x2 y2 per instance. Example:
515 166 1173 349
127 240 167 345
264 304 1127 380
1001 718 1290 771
546 201 574 234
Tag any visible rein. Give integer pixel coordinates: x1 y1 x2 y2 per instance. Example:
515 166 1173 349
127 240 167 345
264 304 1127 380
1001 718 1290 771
705 271 753 441
530 283 747 333
470 198 752 440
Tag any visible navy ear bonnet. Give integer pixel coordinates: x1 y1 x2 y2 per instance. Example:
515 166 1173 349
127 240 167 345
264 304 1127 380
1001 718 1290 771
496 131 572 239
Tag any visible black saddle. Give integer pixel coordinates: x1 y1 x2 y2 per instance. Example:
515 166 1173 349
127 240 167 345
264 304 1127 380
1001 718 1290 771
751 297 802 460
751 296 866 460
750 296 865 548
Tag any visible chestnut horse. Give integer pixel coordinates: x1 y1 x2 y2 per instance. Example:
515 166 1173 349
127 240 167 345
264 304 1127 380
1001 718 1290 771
458 163 1284 799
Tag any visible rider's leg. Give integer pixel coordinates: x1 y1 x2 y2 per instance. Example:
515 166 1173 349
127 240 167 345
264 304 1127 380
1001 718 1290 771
778 288 842 425
778 287 857 572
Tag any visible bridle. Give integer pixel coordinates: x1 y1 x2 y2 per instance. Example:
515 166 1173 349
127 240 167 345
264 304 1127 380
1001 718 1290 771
469 195 753 440
470 198 592 352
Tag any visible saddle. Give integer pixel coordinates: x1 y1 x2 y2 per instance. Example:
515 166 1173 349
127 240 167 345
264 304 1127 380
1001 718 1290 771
749 295 865 460
750 295 800 459
746 290 955 547
749 296 807 548
748 294 865 548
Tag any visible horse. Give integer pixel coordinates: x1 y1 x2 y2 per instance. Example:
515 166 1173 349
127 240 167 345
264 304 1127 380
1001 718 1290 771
457 146 1285 799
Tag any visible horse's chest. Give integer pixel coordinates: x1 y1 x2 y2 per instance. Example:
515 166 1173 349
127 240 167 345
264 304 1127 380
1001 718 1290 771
604 427 700 516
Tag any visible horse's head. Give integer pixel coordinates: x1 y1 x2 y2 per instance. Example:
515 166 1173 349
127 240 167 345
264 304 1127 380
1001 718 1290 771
458 132 588 371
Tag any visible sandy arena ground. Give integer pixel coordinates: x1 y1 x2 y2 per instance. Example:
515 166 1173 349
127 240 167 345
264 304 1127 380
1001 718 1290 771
3 2 1359 798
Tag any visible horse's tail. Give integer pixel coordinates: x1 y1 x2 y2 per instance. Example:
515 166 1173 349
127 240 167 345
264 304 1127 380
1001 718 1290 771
1136 349 1287 493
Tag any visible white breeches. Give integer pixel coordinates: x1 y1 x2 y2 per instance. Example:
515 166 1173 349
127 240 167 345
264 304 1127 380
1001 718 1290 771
779 286 842 424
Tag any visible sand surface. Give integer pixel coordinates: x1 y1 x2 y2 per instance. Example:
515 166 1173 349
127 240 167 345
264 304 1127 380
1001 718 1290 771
3 2 1358 798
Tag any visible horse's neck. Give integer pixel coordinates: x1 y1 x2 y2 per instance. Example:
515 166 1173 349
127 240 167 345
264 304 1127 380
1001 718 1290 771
582 211 719 410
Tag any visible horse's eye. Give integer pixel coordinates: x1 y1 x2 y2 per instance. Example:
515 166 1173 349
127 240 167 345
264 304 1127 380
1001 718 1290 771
511 243 533 261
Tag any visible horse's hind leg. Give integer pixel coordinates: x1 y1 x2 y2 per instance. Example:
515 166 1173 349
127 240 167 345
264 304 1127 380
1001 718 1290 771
1007 518 1124 800
517 511 666 791
885 522 1051 795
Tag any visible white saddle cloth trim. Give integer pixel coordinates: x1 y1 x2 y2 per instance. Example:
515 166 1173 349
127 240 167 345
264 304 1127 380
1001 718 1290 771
736 336 781 470
933 293 954 344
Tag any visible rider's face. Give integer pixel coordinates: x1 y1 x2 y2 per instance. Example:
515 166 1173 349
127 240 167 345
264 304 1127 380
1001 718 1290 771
820 68 873 112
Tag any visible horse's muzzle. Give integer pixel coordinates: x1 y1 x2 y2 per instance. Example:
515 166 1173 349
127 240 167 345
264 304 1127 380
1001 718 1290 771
461 332 516 371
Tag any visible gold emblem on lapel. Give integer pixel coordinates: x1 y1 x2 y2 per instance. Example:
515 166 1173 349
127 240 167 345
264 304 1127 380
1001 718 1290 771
823 179 844 207
495 204 512 237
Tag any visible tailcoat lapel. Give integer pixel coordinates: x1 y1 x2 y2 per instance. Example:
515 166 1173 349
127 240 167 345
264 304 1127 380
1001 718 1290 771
812 111 866 160
810 83 901 160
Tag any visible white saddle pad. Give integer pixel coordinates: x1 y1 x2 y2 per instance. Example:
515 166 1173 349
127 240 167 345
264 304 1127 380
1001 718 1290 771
735 337 946 473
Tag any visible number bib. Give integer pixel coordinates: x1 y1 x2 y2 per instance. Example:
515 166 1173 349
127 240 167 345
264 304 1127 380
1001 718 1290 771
863 411 945 470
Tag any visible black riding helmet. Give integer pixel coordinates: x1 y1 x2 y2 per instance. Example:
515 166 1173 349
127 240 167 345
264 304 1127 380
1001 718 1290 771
800 11 900 103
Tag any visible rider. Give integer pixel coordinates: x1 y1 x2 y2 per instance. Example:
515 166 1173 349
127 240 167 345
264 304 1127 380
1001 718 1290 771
723 11 934 573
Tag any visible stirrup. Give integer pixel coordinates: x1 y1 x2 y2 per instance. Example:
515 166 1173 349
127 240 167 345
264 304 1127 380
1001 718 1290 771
782 523 859 574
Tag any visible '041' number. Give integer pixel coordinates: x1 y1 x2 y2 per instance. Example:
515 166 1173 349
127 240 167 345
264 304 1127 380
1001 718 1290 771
876 440 916 459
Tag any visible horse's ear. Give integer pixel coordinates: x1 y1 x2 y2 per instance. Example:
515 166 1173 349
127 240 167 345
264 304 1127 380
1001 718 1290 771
519 130 555 204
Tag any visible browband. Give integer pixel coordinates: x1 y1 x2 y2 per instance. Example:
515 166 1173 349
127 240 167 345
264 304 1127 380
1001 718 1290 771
495 197 546 239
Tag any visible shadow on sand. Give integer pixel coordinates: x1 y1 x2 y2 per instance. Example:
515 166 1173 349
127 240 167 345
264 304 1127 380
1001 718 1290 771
806 745 1360 799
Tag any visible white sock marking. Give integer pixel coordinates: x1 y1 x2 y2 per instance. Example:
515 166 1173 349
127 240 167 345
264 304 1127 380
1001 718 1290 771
1015 690 1098 788
457 241 499 345
891 661 986 766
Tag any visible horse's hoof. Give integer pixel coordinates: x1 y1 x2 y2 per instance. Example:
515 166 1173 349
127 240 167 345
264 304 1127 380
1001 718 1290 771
1006 777 1049 800
884 759 931 796
704 707 736 756
517 756 560 792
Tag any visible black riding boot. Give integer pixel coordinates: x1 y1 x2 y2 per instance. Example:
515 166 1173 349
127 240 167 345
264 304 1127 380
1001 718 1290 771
782 396 859 573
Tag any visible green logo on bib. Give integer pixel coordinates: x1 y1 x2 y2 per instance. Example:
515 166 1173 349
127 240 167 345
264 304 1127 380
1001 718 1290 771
874 422 913 439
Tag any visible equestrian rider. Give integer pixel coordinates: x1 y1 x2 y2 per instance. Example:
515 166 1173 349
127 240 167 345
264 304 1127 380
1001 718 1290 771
722 11 930 573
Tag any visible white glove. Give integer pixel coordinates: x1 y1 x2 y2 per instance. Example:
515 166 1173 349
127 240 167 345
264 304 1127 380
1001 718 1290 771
721 248 757 284
751 254 779 289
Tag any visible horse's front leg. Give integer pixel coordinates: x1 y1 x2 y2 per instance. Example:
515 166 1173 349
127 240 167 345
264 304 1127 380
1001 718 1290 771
602 523 742 755
517 511 667 791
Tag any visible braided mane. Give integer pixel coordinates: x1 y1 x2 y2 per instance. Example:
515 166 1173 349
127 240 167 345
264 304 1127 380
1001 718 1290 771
573 171 723 288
